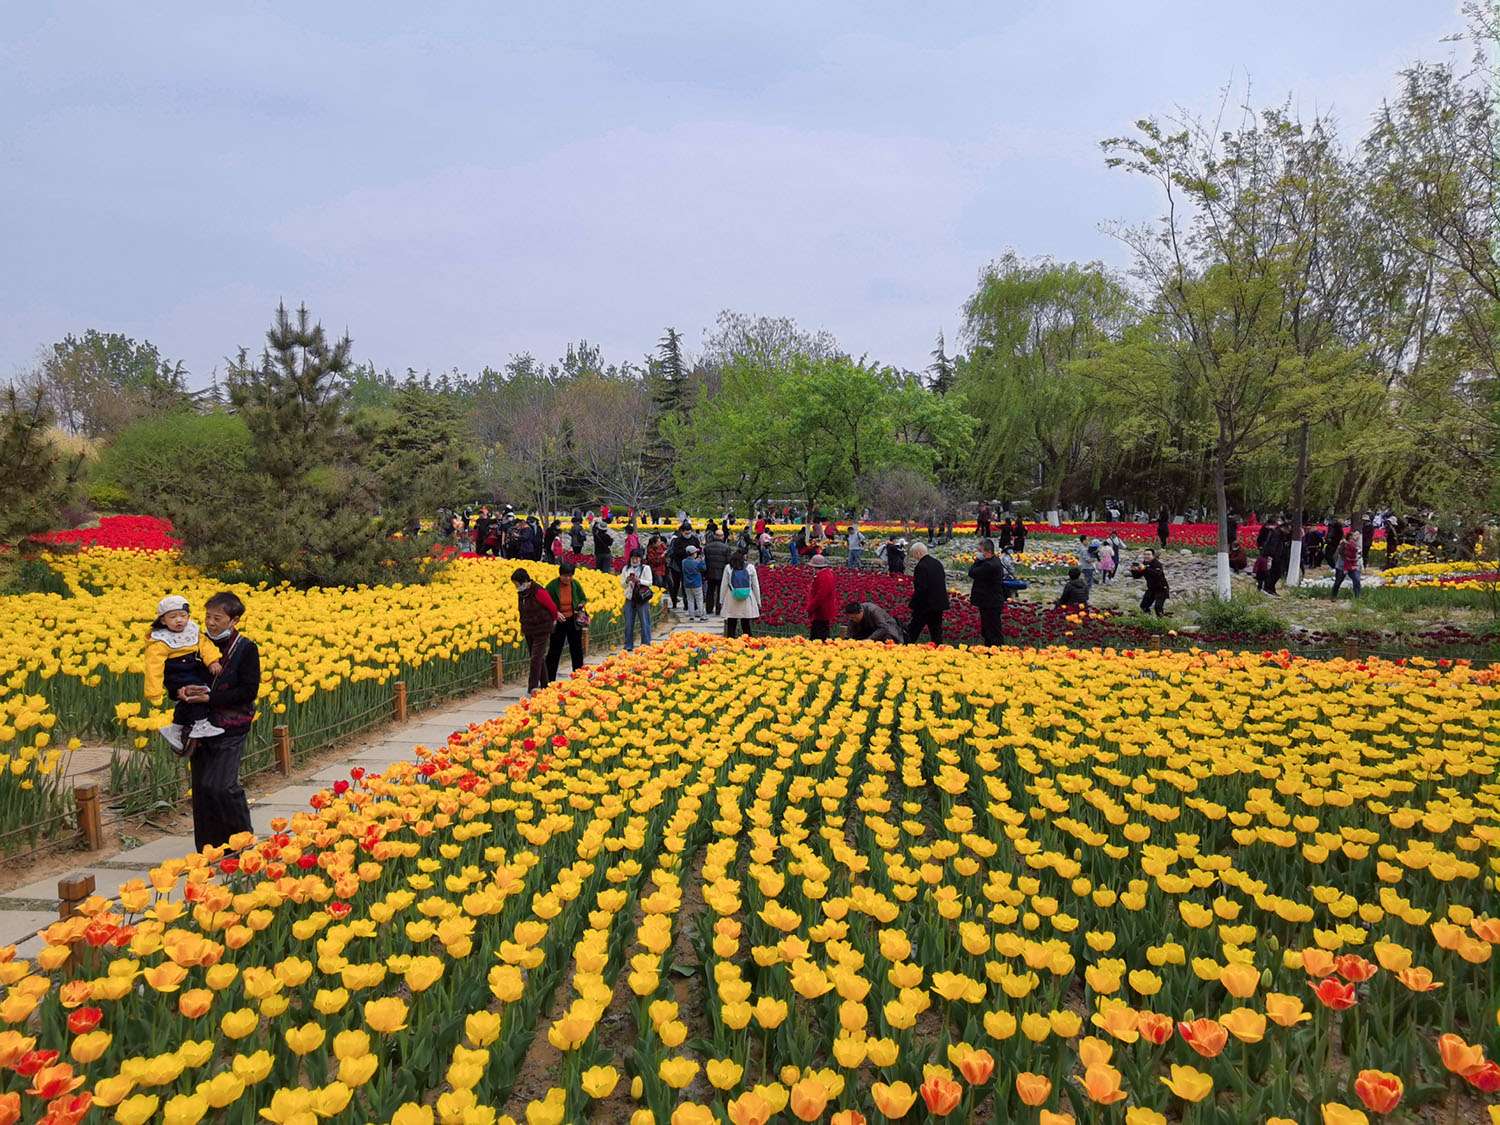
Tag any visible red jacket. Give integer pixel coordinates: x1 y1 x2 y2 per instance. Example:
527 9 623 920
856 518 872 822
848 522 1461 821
806 567 838 623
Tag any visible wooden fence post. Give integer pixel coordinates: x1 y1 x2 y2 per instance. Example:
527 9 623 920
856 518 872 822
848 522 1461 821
1152 635 1165 652
1344 638 1359 661
273 726 292 776
59 873 95 971
493 652 505 689
393 681 408 723
74 784 102 852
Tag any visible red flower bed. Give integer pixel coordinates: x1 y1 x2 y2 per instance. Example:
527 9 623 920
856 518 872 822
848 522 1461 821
36 515 180 551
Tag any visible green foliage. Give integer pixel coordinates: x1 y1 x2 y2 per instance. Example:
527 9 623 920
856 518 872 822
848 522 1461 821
0 386 79 546
89 411 250 516
1 557 72 598
359 385 477 523
28 329 197 438
172 303 433 588
959 255 1130 506
1189 591 1285 636
673 344 973 514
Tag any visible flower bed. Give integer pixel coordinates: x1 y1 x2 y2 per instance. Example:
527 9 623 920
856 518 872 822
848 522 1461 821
34 516 181 552
0 550 626 852
4 635 1497 1124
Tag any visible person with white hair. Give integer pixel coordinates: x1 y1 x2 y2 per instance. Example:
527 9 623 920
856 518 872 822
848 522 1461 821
905 541 949 643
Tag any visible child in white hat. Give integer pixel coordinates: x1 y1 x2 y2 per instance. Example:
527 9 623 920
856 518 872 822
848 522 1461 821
145 595 224 754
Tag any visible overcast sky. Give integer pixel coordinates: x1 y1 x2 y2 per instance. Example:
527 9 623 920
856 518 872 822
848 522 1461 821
0 2 1467 384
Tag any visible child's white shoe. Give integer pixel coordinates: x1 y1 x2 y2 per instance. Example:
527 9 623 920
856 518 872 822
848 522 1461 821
188 719 224 740
159 724 185 751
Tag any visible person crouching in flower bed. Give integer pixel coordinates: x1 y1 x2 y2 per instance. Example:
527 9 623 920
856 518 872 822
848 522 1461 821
511 568 560 692
843 600 905 642
806 554 838 639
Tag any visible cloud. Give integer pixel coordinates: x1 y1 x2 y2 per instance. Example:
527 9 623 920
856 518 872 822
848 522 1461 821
272 121 981 371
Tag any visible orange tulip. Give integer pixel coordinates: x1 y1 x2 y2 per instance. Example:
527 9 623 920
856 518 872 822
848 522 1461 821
1320 1104 1370 1125
789 1078 830 1122
1335 955 1378 983
830 1113 866 1125
1220 962 1259 999
27 1065 84 1101
957 1048 994 1086
1395 966 1442 992
1312 977 1357 1011
0 1092 19 1125
1437 1033 1486 1077
1136 1011 1174 1044
1300 948 1336 977
1176 1018 1228 1059
920 1075 962 1117
1081 1064 1128 1104
1016 1072 1052 1107
1039 1113 1076 1125
1353 1070 1402 1114
870 1082 917 1119
726 1092 772 1125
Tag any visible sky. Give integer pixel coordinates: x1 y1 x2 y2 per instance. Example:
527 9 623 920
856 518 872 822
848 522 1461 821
0 2 1470 384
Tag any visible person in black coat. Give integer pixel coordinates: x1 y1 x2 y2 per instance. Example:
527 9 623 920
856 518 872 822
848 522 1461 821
906 543 949 644
1131 550 1170 616
180 592 258 851
703 534 732 617
1054 567 1090 608
967 538 1008 645
1157 507 1171 549
1012 516 1026 555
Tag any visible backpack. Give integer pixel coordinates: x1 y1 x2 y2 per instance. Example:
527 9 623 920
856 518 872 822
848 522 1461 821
729 566 752 600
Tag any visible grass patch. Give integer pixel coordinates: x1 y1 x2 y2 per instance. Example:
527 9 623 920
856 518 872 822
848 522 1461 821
1187 591 1285 637
1291 583 1499 613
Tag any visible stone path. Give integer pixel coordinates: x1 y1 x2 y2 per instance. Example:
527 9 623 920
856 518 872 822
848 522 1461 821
0 619 701 957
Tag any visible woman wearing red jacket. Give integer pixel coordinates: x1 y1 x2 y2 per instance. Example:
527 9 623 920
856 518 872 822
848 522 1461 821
806 554 839 639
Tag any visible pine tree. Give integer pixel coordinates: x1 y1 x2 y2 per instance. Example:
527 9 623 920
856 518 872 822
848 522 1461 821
652 327 688 418
928 330 956 395
174 302 431 587
0 386 78 546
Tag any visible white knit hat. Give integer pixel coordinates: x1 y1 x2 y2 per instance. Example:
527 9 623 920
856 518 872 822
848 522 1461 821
156 594 189 616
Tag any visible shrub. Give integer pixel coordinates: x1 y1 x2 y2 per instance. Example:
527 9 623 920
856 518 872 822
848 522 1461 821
1191 593 1283 637
90 411 250 515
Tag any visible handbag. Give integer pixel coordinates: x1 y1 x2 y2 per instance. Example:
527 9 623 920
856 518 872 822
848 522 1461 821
1001 578 1028 591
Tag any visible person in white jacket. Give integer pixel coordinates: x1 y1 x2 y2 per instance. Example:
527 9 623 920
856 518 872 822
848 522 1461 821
718 549 761 638
620 548 654 650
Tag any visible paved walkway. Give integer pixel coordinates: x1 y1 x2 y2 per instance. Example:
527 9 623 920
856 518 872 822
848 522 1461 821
0 617 707 956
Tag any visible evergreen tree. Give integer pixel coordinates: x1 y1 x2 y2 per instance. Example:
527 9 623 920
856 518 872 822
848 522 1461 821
365 384 477 521
927 330 956 395
0 386 78 546
652 327 689 418
173 302 432 588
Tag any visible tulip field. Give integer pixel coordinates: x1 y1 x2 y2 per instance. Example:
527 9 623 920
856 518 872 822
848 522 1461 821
0 532 628 850
3 634 1499 1124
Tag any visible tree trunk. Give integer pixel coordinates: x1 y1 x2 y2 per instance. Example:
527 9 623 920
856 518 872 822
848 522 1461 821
1213 451 1232 600
1286 421 1310 588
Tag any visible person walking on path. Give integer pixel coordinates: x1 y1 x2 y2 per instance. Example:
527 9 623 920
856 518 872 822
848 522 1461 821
967 538 1010 646
757 527 773 566
1055 567 1090 608
906 542 949 644
844 600 905 642
806 554 838 639
846 523 866 569
511 568 559 693
621 549 654 650
977 500 992 539
680 545 707 621
719 549 762 638
881 537 907 575
704 532 731 616
569 512 586 555
1011 516 1027 555
1256 520 1285 595
1077 536 1099 594
176 592 258 852
1157 507 1171 550
544 562 588 680
1131 549 1171 616
1331 530 1363 599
